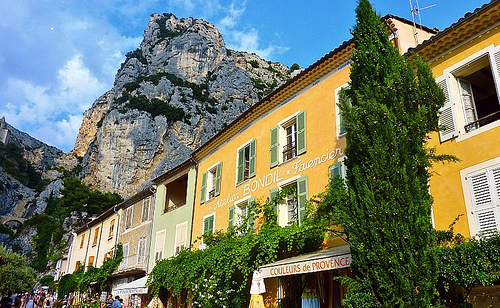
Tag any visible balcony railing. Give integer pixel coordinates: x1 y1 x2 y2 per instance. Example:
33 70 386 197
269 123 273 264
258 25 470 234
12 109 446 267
282 141 297 162
164 200 187 213
464 110 500 132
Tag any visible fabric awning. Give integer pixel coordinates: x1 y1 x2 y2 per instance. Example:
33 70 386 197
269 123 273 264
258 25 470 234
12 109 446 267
113 276 149 295
259 245 351 278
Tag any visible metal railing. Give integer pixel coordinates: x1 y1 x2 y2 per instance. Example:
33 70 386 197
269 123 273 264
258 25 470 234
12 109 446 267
464 110 500 132
282 141 297 162
164 200 187 213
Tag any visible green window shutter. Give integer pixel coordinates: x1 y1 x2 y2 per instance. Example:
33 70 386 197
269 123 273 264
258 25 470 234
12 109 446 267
296 110 306 155
247 197 256 232
228 206 235 230
200 172 207 204
270 187 279 219
204 215 214 235
339 111 346 135
215 162 222 197
328 162 342 180
338 88 349 136
297 176 308 226
249 140 256 178
237 148 245 184
270 126 279 168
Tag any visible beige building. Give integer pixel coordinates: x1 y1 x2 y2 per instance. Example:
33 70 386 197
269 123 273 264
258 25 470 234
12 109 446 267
67 206 121 273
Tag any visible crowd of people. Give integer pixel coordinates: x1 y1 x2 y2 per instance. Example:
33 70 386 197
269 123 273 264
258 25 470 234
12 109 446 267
1 291 56 308
1 292 130 308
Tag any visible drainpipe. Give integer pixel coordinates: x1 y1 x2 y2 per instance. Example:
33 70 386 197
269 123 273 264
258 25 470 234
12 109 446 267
95 219 104 267
146 186 157 273
83 223 92 269
66 232 77 273
113 205 121 254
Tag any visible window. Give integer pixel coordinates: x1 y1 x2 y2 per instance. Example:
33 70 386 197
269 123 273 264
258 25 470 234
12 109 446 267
203 214 215 236
155 230 165 261
463 162 500 237
104 250 113 261
200 162 222 203
93 227 99 246
164 174 188 213
237 140 256 185
174 222 188 255
137 237 146 264
329 157 346 183
335 84 351 138
270 176 308 227
125 206 133 229
80 233 85 249
88 256 95 267
120 243 129 270
75 261 81 271
228 198 256 232
437 46 500 142
270 111 306 167
142 197 151 222
108 219 115 239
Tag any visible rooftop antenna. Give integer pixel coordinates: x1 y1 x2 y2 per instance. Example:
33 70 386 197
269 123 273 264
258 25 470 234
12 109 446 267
409 0 436 44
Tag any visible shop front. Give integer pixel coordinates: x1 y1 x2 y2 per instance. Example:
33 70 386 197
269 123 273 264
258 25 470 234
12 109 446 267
258 245 352 308
112 276 150 307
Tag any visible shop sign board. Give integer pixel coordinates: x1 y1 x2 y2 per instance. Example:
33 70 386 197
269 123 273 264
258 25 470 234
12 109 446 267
260 254 351 278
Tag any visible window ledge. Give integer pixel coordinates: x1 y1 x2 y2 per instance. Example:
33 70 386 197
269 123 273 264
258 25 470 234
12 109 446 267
235 176 255 188
108 236 113 241
456 120 500 143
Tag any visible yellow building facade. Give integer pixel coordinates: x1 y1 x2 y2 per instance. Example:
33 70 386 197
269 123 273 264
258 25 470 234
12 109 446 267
189 16 434 308
421 1 500 238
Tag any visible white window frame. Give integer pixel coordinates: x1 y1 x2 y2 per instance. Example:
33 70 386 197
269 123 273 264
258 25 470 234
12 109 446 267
154 229 165 262
334 83 350 139
174 221 188 256
235 139 256 185
137 237 147 265
206 162 220 200
278 112 300 164
276 175 301 227
125 206 133 230
460 156 500 237
439 45 500 143
120 243 129 270
141 197 151 222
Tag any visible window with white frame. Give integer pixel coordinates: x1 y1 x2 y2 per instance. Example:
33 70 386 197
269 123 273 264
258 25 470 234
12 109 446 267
437 46 500 142
270 111 306 167
154 230 165 262
329 157 346 183
463 161 500 237
125 206 133 229
236 140 256 185
141 197 151 222
228 198 256 232
200 162 222 203
270 176 308 227
174 221 188 255
335 84 351 138
120 243 129 270
137 237 146 264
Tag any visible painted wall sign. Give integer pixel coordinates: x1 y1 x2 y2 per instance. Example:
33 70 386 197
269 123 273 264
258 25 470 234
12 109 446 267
260 254 351 278
204 147 344 210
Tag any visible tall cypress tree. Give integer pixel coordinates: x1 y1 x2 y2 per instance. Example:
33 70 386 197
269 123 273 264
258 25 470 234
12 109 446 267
338 0 446 306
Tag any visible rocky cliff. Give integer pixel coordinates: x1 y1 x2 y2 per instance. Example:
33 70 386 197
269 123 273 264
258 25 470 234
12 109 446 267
74 13 296 197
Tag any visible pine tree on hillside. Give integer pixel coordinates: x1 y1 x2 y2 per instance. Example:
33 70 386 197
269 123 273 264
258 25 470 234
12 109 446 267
338 0 448 306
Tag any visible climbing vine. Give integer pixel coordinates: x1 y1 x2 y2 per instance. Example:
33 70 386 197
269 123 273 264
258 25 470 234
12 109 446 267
148 193 324 307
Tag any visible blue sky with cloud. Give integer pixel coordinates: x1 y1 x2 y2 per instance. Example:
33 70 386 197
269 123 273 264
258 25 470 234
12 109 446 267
0 0 488 152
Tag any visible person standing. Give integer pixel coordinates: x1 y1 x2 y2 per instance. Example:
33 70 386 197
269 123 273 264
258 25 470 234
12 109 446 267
110 297 121 308
105 295 113 308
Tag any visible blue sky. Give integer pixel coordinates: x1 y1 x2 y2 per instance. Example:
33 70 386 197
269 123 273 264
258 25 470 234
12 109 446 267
0 0 489 152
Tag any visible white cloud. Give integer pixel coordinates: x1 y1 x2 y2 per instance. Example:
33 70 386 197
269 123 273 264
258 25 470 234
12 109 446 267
2 54 107 152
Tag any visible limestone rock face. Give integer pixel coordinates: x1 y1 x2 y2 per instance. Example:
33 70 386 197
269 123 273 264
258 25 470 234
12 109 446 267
75 13 295 197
